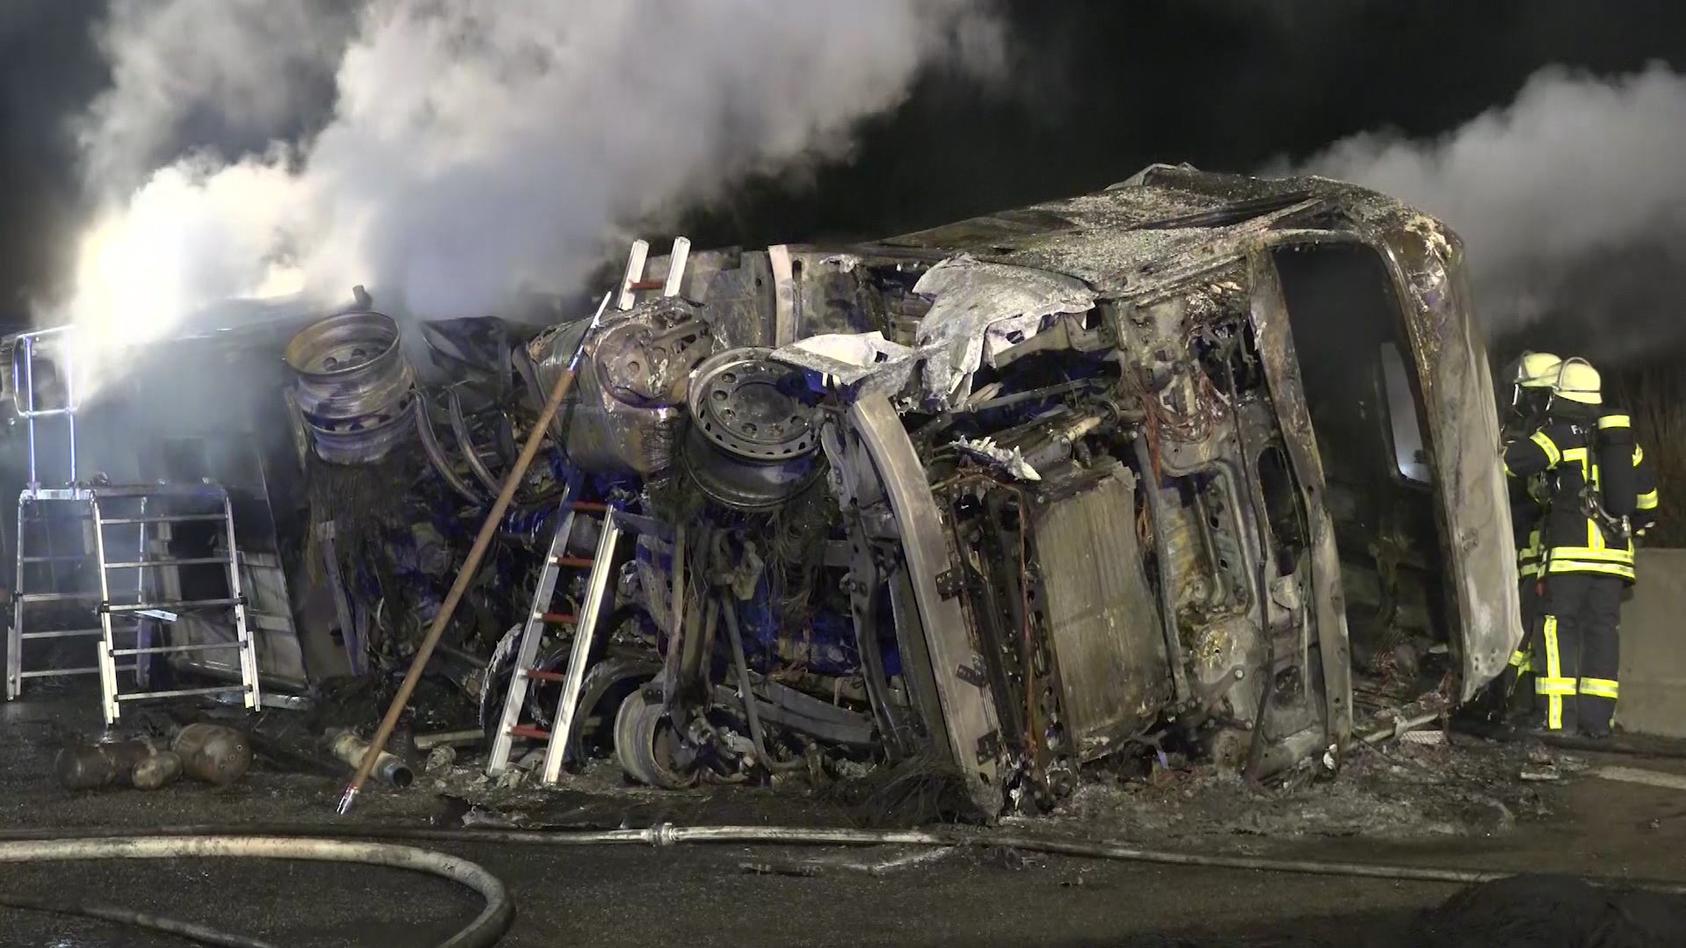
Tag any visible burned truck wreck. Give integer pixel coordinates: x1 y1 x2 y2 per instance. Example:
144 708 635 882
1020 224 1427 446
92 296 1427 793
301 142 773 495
2 166 1520 819
465 164 1521 814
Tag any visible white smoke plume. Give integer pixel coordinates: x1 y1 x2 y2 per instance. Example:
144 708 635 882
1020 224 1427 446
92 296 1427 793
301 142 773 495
55 0 1002 380
78 0 354 197
1295 62 1686 353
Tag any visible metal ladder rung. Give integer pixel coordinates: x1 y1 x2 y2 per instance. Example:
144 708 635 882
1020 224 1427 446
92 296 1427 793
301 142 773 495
508 725 551 740
553 556 595 568
20 628 103 640
106 597 240 614
90 484 229 499
16 592 101 603
569 501 609 513
97 514 226 526
115 685 249 702
538 612 577 625
20 555 90 563
102 557 232 569
19 664 140 679
523 669 567 683
111 642 245 657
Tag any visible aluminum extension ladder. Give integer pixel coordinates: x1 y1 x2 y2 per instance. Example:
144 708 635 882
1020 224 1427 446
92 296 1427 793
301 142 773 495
88 485 261 723
485 234 688 782
486 484 626 784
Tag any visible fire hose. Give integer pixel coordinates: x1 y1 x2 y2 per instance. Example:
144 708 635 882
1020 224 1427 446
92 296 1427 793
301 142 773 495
0 835 511 948
4 819 1686 948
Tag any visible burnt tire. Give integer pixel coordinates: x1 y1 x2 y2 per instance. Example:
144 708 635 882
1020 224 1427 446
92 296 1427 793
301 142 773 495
613 689 695 789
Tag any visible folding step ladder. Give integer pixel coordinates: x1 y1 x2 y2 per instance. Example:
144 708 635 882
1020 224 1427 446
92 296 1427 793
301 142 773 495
89 484 262 724
3 325 134 700
7 496 151 699
486 483 628 784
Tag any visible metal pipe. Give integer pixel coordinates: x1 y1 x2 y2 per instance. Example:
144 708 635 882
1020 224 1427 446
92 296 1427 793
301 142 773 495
1219 355 1280 784
415 729 486 751
415 389 488 505
446 387 504 496
1132 436 1190 703
720 597 804 772
1357 710 1442 746
338 292 609 815
328 729 414 789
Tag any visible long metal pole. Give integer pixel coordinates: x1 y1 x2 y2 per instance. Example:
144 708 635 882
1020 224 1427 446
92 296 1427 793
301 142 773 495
337 295 607 815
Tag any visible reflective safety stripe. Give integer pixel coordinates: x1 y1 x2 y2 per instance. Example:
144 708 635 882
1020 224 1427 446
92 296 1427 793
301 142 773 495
1639 489 1659 510
1634 446 1645 464
1599 414 1632 430
1519 562 1542 578
1548 560 1637 580
1540 617 1566 729
1509 649 1533 670
1548 545 1635 564
1531 430 1563 466
1579 677 1620 700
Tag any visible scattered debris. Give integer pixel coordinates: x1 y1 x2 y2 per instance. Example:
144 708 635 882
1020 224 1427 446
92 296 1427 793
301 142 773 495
425 744 458 775
951 436 1040 481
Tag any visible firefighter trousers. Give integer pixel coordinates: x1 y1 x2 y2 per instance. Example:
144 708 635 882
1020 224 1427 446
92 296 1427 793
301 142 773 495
1533 572 1623 734
1500 577 1541 718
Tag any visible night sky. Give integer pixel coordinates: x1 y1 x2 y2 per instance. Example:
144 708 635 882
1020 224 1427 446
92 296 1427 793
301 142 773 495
4 0 1686 345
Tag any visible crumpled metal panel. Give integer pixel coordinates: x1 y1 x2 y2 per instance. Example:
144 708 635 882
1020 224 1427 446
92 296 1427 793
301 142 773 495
911 254 1096 407
1031 468 1172 761
847 394 1003 814
769 331 918 399
1378 226 1522 700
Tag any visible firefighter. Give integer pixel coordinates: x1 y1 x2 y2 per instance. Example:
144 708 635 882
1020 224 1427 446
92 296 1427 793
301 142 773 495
1502 359 1640 737
1496 352 1561 716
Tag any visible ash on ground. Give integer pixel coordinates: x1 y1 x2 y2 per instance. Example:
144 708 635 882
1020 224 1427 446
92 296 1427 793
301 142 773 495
1024 735 1563 843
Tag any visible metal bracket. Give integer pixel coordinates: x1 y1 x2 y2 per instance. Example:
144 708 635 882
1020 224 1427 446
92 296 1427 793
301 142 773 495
935 568 963 600
955 659 988 689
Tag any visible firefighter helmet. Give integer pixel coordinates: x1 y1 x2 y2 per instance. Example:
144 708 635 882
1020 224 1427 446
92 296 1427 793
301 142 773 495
1553 358 1602 405
1514 351 1562 389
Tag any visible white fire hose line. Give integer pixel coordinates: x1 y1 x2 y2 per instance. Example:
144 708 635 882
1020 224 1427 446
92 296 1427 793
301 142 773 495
6 821 1686 916
0 835 512 948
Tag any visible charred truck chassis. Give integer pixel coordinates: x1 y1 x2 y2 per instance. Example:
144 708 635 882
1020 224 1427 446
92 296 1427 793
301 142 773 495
472 165 1521 818
2 166 1517 821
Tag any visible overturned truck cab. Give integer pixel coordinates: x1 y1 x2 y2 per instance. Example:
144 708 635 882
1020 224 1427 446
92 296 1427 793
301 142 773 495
506 165 1519 817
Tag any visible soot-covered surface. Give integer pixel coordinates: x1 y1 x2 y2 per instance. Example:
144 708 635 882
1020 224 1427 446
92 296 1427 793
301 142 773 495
4 687 1686 946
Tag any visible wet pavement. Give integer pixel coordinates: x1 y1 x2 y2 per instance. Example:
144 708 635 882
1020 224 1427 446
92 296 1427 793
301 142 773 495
3 687 1686 946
